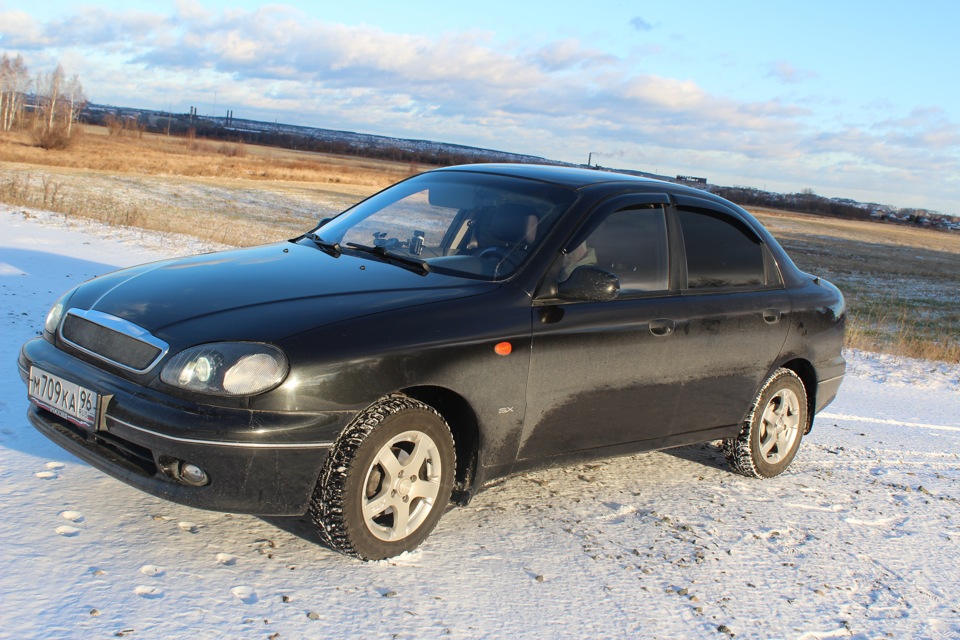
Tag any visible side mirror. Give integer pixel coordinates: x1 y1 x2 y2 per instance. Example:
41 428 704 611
558 266 619 302
317 217 333 227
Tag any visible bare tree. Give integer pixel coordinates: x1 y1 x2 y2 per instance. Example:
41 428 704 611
0 54 9 130
30 61 87 149
32 69 43 131
0 53 30 131
64 73 85 137
42 63 65 133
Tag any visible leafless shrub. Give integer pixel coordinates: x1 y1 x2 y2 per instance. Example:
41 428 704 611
0 173 31 202
104 113 145 138
104 113 123 136
31 122 76 150
217 140 247 158
24 62 86 149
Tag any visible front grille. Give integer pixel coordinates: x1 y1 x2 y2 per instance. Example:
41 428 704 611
60 309 168 373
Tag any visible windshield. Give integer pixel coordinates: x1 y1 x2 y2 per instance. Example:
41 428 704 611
312 171 578 279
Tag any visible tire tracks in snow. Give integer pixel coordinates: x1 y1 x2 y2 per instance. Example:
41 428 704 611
820 412 960 433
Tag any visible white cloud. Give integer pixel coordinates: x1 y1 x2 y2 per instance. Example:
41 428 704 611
0 5 957 213
173 0 213 23
620 75 707 111
0 10 50 48
531 39 618 72
768 61 817 84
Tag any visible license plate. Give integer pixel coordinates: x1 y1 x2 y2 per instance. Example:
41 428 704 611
28 367 99 428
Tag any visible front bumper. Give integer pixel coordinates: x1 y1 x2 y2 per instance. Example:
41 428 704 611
19 338 351 516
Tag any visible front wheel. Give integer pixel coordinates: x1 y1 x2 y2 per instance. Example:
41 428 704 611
310 394 456 560
724 368 808 479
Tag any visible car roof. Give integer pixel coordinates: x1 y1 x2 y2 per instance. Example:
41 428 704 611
432 163 766 229
434 163 671 189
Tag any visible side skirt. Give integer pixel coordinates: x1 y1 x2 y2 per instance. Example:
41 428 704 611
462 424 741 502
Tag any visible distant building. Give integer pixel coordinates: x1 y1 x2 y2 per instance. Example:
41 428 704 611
676 175 708 188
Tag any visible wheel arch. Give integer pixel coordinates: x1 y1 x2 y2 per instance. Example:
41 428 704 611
401 385 480 502
777 358 817 433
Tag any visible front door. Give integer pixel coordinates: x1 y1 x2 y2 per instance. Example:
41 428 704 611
520 196 683 460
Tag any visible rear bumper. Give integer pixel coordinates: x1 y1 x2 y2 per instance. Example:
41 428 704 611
815 373 844 413
812 349 846 415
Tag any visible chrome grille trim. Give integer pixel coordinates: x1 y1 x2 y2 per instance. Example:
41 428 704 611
60 309 169 373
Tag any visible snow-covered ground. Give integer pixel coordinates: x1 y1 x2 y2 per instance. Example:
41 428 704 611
2 206 959 639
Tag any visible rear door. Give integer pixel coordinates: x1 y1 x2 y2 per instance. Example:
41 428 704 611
668 198 791 435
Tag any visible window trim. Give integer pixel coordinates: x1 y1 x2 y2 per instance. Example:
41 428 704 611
671 203 785 293
533 193 675 303
532 192 787 304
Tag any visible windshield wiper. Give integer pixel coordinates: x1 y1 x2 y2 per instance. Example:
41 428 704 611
299 232 341 258
344 242 430 276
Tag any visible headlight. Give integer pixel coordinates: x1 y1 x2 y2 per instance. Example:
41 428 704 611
160 343 288 396
44 288 77 336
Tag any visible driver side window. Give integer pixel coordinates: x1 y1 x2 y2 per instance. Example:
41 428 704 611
562 206 669 293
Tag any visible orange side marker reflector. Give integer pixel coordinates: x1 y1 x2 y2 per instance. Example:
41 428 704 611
494 341 512 356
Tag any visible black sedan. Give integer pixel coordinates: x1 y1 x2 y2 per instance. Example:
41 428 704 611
19 164 845 560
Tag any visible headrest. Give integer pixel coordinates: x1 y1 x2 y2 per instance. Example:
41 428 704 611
489 204 538 243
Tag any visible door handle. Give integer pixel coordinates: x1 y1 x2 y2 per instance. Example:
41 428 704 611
762 309 783 324
649 318 676 337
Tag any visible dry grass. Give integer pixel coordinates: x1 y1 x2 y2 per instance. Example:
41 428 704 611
1 127 956 362
0 126 428 245
844 300 959 363
750 207 960 363
0 124 422 190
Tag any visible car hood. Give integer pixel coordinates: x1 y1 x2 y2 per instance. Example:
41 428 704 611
65 241 499 345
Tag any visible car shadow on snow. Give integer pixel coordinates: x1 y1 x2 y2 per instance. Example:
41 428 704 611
1 248 134 460
660 441 730 472
258 443 735 553
258 514 328 547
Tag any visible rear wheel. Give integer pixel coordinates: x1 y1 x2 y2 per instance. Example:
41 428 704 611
310 394 455 560
724 368 808 478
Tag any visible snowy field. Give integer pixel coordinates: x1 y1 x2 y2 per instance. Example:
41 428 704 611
2 206 959 639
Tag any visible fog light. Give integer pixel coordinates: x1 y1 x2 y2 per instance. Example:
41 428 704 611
179 462 209 486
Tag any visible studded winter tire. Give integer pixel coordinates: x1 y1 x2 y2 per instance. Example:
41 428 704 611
724 368 808 479
309 394 456 560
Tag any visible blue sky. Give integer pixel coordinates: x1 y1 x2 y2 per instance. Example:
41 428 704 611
2 1 958 215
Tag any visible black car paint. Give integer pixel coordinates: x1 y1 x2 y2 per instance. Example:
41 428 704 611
60 241 501 354
18 164 845 516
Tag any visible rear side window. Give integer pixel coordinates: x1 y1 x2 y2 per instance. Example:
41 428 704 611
678 209 765 288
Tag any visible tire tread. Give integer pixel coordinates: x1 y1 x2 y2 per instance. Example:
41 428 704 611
309 393 454 559
723 368 806 479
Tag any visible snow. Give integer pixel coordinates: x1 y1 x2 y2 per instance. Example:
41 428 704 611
1 206 959 639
